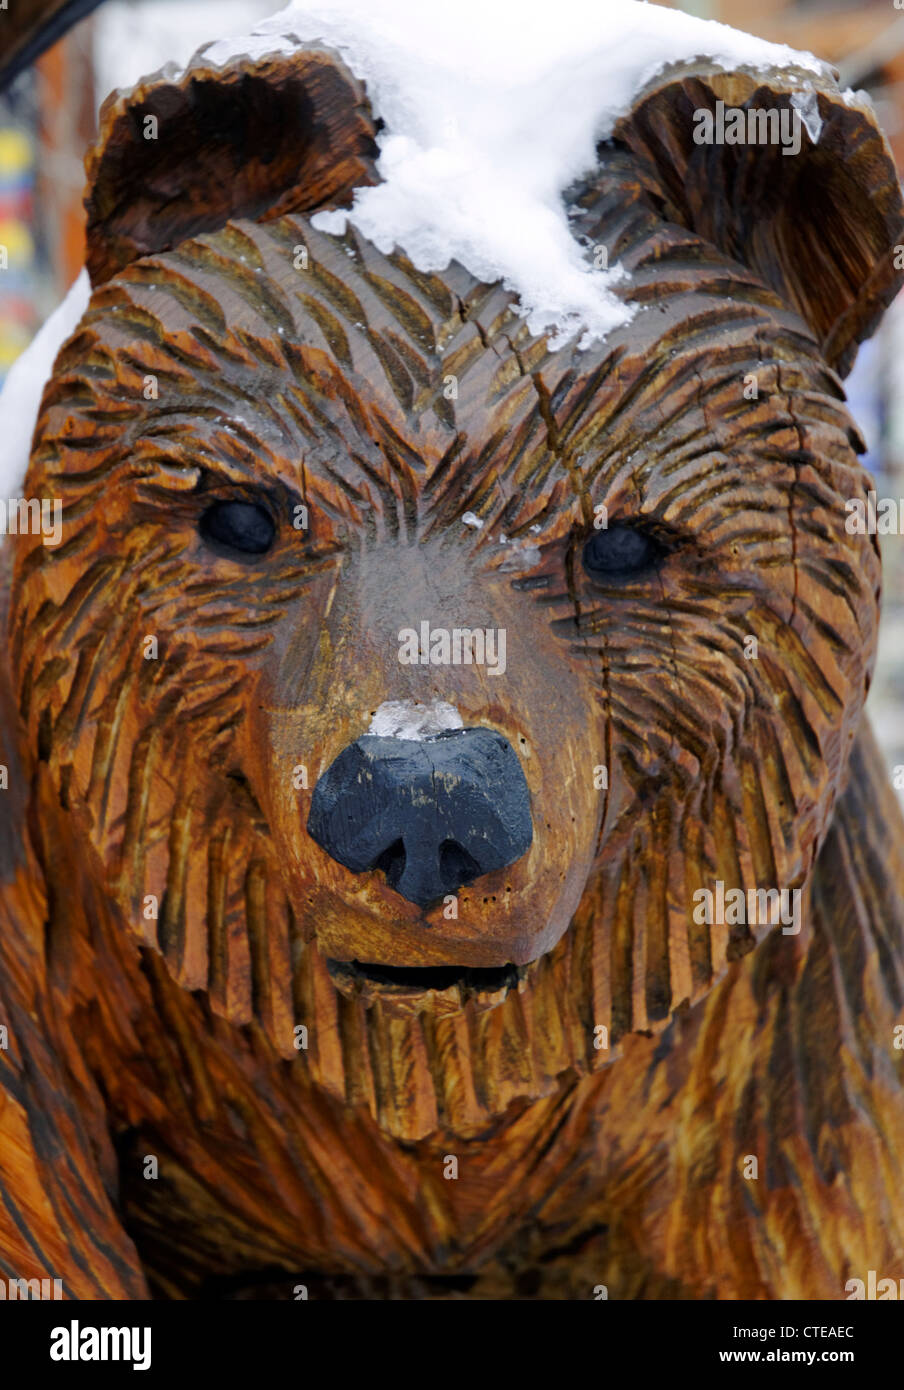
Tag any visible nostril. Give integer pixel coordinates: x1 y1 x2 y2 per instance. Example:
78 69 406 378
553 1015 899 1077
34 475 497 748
439 839 481 889
374 839 406 891
373 838 480 898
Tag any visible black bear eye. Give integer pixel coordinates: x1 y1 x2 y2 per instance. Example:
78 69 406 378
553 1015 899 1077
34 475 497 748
581 523 663 578
199 500 275 556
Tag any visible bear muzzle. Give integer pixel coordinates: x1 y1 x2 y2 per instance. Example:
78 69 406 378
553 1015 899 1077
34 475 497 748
307 727 533 909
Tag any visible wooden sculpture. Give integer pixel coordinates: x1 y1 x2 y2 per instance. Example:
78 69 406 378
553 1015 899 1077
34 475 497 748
1 39 904 1300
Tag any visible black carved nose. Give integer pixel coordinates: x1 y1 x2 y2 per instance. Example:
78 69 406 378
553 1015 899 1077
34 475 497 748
307 728 533 908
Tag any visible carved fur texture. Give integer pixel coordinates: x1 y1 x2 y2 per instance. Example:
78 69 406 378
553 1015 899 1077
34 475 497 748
1 46 904 1299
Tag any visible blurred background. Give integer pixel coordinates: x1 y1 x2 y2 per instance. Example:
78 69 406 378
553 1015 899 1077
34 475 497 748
0 0 902 786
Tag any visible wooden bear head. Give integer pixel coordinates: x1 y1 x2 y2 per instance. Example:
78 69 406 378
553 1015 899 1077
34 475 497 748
9 41 904 1139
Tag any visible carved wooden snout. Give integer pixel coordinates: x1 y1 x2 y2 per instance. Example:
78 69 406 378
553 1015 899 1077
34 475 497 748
307 728 533 908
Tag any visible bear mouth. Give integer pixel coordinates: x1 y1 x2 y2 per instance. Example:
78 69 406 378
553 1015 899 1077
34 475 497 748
325 957 527 1011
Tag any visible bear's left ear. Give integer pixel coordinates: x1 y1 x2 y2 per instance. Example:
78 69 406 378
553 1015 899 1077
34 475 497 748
612 61 904 376
83 42 380 287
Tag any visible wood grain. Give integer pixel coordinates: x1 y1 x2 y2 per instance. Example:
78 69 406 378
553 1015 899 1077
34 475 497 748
2 45 903 1299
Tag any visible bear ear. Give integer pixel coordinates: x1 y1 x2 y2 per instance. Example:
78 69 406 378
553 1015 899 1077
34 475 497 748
612 61 904 377
83 42 380 287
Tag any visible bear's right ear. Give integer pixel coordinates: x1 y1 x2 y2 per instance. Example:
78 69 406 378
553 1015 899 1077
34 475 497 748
611 60 904 377
83 42 380 287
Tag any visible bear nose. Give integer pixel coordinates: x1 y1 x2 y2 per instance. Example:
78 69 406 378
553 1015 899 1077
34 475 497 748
307 728 533 908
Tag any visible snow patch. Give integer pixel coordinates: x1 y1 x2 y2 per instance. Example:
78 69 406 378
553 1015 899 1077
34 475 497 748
497 539 542 572
368 700 464 740
197 0 827 350
791 89 823 144
0 270 91 497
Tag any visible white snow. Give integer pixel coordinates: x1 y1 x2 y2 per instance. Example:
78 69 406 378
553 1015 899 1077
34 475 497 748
368 700 464 740
791 89 823 144
461 512 483 529
497 536 542 572
0 270 91 495
93 0 276 108
197 0 828 350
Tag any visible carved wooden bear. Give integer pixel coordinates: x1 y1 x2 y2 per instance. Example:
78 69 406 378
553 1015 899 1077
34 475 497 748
2 37 904 1299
